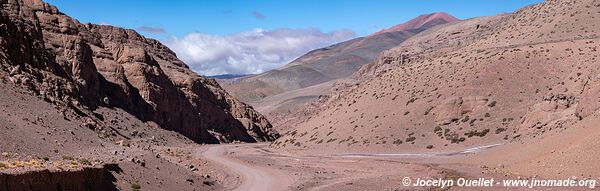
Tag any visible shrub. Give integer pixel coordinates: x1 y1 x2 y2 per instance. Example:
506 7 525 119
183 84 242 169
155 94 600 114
78 159 91 165
495 128 506 134
393 139 403 145
131 183 141 191
445 132 465 144
478 129 490 137
465 129 490 137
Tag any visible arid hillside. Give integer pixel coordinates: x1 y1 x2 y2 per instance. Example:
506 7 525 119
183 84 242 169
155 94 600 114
272 0 600 158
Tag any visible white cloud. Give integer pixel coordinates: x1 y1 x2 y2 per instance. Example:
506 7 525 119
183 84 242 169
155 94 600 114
165 28 356 76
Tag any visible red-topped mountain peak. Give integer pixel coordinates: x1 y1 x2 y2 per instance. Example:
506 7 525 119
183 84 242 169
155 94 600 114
372 12 460 36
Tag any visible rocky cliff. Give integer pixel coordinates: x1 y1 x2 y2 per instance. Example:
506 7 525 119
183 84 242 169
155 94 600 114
0 0 278 143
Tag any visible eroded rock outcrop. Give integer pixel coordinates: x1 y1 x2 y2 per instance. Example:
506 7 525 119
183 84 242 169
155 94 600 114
0 0 278 143
430 96 490 125
519 94 578 132
576 75 600 119
0 165 116 191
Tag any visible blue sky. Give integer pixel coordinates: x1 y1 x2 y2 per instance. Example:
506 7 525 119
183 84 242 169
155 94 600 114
46 0 542 75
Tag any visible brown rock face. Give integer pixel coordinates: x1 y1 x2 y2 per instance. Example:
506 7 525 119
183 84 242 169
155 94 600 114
0 0 278 143
0 165 116 191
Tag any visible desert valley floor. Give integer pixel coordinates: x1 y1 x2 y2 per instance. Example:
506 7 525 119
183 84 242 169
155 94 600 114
174 136 600 191
2 0 600 190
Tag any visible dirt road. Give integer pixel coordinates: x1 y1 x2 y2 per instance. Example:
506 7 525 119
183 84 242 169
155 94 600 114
199 144 295 191
197 143 505 191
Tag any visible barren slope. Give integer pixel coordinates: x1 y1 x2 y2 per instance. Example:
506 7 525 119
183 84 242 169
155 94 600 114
273 0 600 160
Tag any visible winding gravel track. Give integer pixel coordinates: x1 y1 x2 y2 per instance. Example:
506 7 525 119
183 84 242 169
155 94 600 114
199 144 295 191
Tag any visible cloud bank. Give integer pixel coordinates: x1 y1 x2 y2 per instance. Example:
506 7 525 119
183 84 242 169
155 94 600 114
166 28 356 76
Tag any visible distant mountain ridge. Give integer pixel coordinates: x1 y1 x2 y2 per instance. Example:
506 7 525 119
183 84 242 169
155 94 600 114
209 74 249 79
220 12 460 129
372 12 459 36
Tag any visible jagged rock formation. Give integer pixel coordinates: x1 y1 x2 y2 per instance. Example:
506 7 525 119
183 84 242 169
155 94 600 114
0 0 278 143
